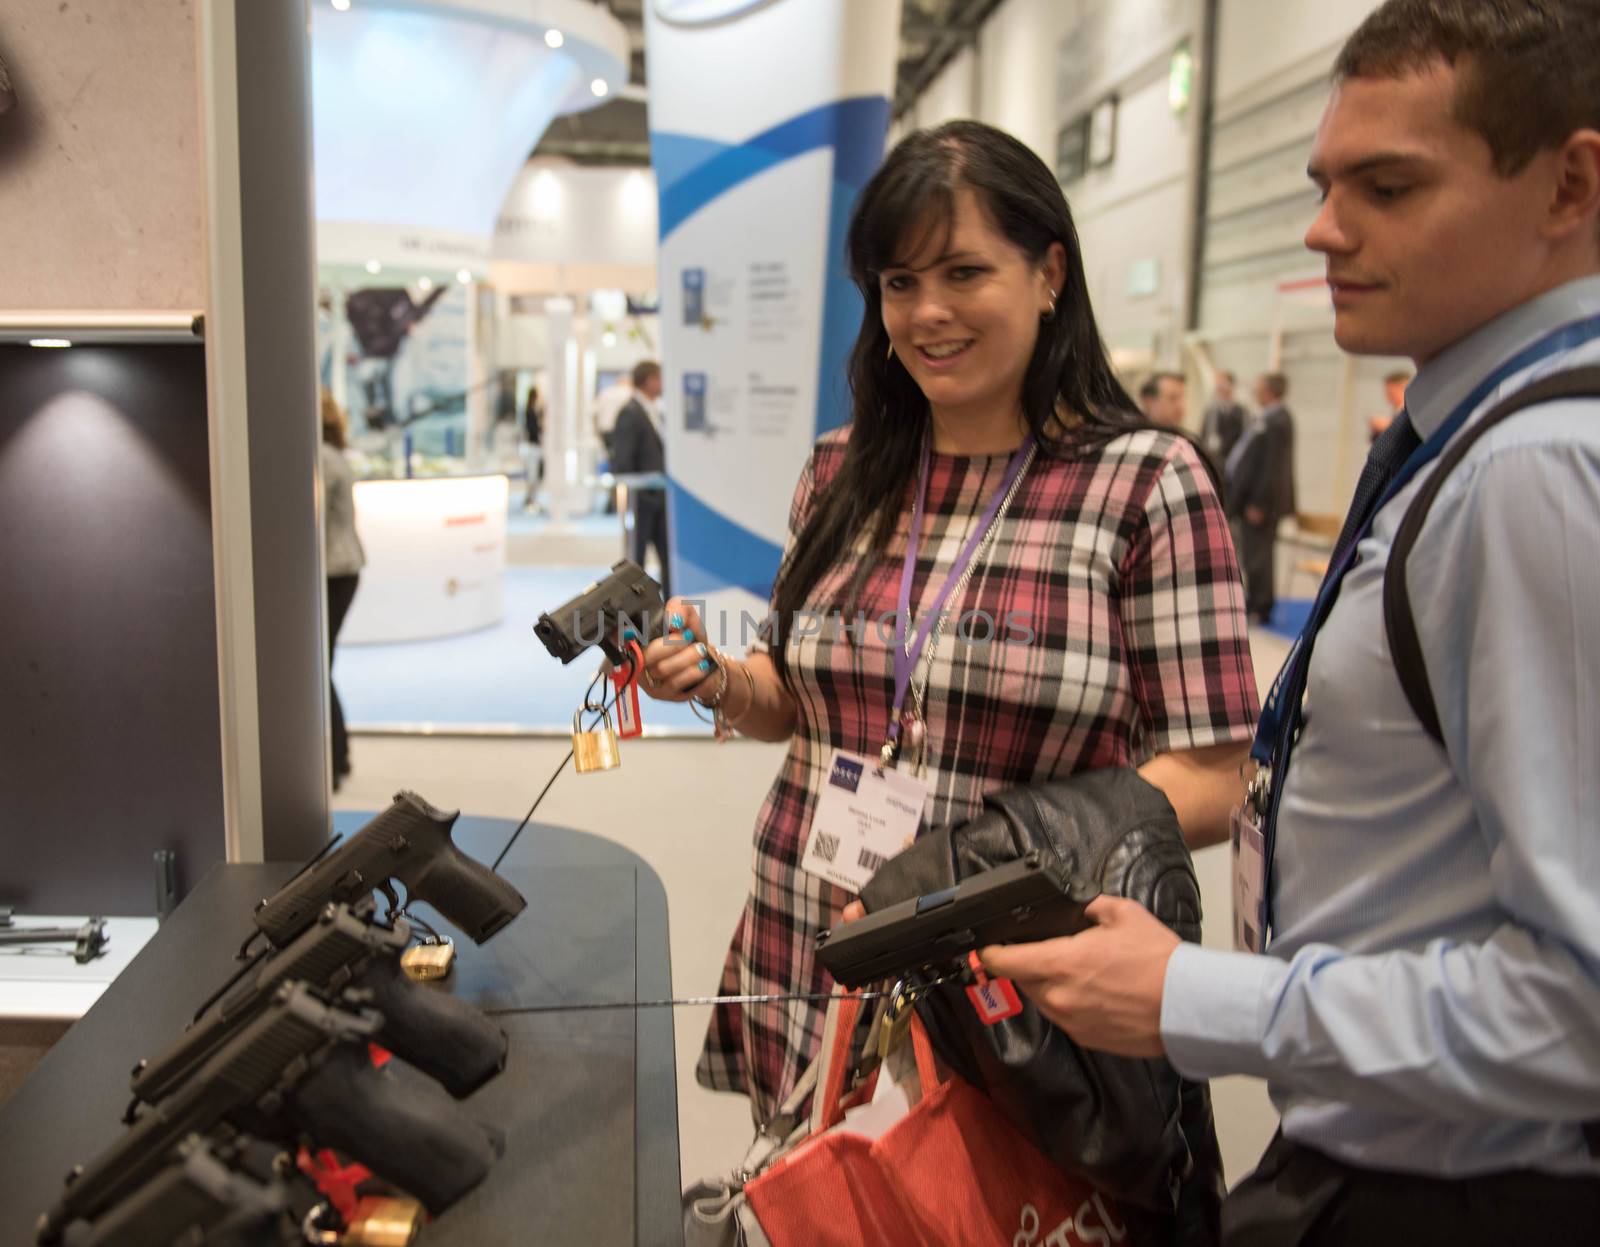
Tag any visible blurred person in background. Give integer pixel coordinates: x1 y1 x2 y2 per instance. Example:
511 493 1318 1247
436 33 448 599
521 383 544 511
1368 367 1412 439
320 390 365 790
1225 372 1297 623
610 360 670 598
1138 370 1188 427
1201 368 1248 463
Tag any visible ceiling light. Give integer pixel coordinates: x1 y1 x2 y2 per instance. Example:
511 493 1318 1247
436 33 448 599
364 259 382 275
602 331 617 347
29 338 72 348
456 269 473 285
545 29 564 49
590 78 609 98
417 275 434 292
331 0 351 11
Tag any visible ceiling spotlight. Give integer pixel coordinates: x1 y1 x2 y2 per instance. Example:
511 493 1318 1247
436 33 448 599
29 338 72 348
331 0 351 11
590 78 609 98
417 275 435 292
364 259 382 275
602 331 617 347
456 269 473 285
545 29 564 49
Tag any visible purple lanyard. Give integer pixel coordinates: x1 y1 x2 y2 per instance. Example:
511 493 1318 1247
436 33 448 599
886 434 1035 749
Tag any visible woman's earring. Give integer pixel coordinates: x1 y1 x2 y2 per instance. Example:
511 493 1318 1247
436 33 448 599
886 340 896 363
1041 293 1057 323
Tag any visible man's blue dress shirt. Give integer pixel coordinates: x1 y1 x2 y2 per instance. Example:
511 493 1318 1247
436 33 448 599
1161 275 1600 1178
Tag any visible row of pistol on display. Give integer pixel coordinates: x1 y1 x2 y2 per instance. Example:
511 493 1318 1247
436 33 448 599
36 790 530 1247
34 562 674 1246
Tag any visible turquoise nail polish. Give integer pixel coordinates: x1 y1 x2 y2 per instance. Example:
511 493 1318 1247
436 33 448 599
682 629 695 643
622 627 638 642
670 613 684 629
696 643 708 658
698 659 711 672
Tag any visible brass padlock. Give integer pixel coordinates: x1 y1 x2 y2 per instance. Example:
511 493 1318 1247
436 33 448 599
400 937 455 982
346 1197 423 1247
572 705 621 773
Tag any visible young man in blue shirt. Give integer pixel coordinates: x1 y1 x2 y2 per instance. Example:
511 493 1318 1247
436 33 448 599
983 1 1600 1240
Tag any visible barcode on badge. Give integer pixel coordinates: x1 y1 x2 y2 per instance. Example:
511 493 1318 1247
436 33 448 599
813 831 840 863
857 847 887 875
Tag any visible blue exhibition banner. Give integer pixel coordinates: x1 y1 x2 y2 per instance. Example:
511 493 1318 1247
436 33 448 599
644 0 902 624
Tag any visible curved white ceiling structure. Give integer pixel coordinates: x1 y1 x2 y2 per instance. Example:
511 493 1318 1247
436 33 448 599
311 0 628 271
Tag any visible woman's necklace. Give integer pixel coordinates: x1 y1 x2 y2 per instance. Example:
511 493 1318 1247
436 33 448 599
900 441 1037 776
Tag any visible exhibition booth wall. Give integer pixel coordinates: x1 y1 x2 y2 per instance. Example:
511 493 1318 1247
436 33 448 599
0 343 224 914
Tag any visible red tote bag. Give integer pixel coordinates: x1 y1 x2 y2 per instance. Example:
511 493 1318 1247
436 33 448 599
744 993 1130 1247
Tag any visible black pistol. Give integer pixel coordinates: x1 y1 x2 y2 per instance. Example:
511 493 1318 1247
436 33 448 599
252 791 526 949
814 851 1098 988
63 1134 298 1247
533 558 665 665
133 901 506 1105
37 984 500 1244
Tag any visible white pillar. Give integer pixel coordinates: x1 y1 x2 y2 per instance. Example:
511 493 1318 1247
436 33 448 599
543 294 578 526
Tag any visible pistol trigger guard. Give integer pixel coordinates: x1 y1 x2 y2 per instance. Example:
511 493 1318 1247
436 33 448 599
378 880 403 920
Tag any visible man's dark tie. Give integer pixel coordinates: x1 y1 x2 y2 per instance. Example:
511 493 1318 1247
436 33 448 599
1328 413 1422 567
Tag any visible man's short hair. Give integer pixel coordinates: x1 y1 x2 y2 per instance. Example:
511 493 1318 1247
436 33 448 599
1335 0 1600 177
1139 371 1182 401
1259 372 1289 399
1384 369 1414 386
632 360 661 389
1215 369 1235 385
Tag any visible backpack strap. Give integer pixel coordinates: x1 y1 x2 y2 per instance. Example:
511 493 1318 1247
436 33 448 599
1383 366 1600 746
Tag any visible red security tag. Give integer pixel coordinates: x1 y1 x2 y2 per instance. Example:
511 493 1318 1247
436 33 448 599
297 1146 372 1222
613 640 645 739
964 950 1023 1024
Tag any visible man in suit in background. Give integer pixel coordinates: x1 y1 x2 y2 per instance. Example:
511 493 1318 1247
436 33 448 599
1225 372 1296 623
610 359 670 599
1201 369 1248 464
1368 367 1412 440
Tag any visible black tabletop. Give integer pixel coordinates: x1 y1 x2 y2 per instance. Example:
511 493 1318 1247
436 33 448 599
0 814 682 1247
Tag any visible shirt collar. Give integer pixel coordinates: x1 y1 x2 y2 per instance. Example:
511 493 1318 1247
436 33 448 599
1405 273 1600 440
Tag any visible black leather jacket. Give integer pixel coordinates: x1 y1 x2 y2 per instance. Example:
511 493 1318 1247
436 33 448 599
859 768 1224 1246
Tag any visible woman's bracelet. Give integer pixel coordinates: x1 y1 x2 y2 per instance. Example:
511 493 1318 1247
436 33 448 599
690 652 757 741
692 650 730 710
726 660 757 727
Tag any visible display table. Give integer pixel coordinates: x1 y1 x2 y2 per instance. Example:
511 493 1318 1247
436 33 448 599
0 817 682 1247
343 474 510 643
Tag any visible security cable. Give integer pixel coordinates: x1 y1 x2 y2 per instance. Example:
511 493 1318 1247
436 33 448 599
491 650 636 872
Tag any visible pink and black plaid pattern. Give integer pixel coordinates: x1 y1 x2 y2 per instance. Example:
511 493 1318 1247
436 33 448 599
696 427 1259 1122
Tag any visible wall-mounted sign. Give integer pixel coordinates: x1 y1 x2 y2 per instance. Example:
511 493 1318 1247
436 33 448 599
1169 39 1195 115
1088 95 1118 167
1126 257 1161 299
1056 115 1090 184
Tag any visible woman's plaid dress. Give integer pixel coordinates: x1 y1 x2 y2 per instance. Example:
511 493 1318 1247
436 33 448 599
696 425 1260 1122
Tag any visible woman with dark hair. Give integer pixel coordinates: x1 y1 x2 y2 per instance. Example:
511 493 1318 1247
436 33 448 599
640 121 1259 1120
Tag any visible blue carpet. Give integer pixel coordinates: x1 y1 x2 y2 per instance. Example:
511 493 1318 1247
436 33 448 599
1261 598 1313 641
338 565 710 733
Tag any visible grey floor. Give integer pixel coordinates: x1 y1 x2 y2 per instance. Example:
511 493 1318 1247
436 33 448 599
332 626 1295 1191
